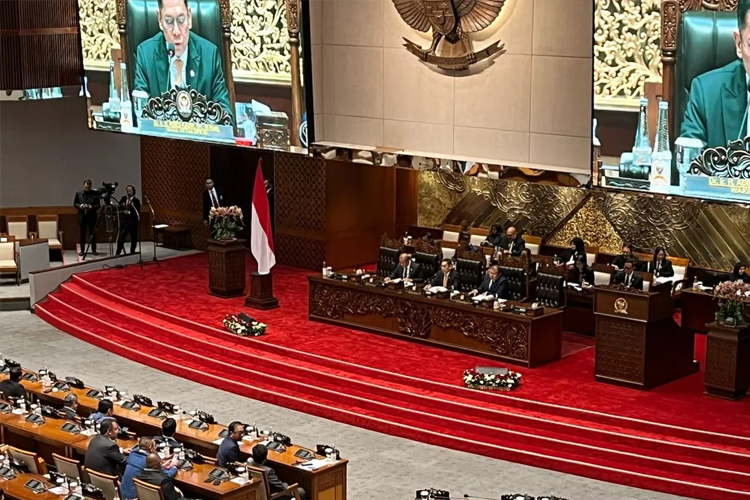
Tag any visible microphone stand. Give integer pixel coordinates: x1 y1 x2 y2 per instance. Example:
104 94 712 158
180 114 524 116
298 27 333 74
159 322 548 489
144 195 159 265
134 197 143 267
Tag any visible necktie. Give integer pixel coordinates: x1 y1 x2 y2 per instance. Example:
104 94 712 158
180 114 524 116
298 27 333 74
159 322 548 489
405 264 410 278
509 241 514 254
210 190 219 208
443 273 448 288
175 59 184 87
626 274 631 287
125 198 130 210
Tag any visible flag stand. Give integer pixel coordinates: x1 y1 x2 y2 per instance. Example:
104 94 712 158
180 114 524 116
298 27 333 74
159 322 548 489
245 271 279 310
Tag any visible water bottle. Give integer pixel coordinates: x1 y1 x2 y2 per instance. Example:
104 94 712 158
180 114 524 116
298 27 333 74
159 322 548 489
322 261 327 278
178 447 185 461
693 276 699 290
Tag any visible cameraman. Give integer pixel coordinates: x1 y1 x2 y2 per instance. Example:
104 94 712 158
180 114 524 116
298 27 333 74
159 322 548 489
116 185 141 255
73 179 100 256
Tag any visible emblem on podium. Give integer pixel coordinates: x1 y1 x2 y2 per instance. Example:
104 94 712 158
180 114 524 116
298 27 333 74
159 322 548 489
614 297 629 315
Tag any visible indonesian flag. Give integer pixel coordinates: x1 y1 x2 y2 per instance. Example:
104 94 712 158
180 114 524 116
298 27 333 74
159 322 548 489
250 161 275 274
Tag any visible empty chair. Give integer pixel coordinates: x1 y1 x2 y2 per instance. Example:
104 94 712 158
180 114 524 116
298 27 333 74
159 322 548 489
36 215 63 252
468 227 488 248
6 216 29 240
440 224 462 243
53 453 82 480
133 478 165 500
8 446 47 474
248 465 302 500
86 468 120 500
0 238 19 285
522 234 541 256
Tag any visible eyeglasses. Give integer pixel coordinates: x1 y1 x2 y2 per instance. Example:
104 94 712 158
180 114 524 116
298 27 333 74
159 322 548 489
163 15 187 29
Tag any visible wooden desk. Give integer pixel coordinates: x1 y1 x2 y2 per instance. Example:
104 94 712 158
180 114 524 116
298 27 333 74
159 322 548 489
308 276 564 367
0 411 87 462
5 374 347 500
0 473 66 500
564 287 595 336
681 289 719 333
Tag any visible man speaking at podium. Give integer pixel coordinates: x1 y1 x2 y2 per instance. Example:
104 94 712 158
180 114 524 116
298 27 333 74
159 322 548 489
681 1 750 147
133 0 234 124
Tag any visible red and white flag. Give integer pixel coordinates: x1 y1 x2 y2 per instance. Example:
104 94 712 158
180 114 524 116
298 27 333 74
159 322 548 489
250 160 275 274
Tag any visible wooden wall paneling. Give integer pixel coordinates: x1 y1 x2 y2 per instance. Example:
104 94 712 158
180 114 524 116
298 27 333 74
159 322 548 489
395 168 419 238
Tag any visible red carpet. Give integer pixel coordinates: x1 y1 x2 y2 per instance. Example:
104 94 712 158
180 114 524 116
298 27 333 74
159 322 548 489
35 253 750 500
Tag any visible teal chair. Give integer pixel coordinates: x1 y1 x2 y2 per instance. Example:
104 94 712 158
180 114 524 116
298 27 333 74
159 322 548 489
116 0 236 121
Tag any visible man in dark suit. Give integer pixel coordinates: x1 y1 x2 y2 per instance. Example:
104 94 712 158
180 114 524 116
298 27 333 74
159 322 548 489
136 453 183 500
0 366 26 400
203 177 225 225
386 253 423 282
611 243 633 271
469 265 508 298
613 261 644 290
73 179 101 256
155 417 180 450
84 419 130 477
498 226 526 257
424 258 458 291
251 444 305 500
60 394 79 421
116 185 141 256
216 421 243 467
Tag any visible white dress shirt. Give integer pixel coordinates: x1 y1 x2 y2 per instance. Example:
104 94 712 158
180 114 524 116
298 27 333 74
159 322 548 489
170 44 189 89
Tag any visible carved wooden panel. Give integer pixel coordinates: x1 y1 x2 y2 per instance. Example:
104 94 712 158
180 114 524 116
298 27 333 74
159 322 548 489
317 468 344 491
141 137 210 250
275 233 325 270
595 316 646 384
704 335 738 388
0 0 82 90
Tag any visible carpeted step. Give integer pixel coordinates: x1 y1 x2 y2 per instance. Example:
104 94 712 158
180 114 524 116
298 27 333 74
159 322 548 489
65 278 750 458
35 299 750 500
39 295 750 493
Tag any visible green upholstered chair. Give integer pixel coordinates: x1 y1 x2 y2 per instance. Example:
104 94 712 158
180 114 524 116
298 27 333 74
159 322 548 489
661 0 738 141
115 0 236 119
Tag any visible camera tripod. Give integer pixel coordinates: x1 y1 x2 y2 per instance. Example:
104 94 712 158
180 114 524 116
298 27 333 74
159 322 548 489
81 194 121 260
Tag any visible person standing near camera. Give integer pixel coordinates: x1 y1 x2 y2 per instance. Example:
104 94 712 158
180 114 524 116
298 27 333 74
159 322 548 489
116 185 141 256
74 179 100 256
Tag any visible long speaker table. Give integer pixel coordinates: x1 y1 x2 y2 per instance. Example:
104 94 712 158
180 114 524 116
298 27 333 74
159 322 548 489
308 276 564 368
593 284 699 390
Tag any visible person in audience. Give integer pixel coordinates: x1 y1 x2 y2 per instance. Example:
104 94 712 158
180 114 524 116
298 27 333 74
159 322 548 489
482 223 504 248
613 261 644 290
216 421 243 467
558 237 586 268
611 243 633 271
573 256 595 286
203 177 225 227
74 179 100 256
251 444 305 500
649 247 675 278
91 399 117 424
469 265 507 298
136 453 183 500
122 437 178 500
116 185 141 256
499 226 526 257
421 232 436 246
155 417 181 450
386 253 423 282
0 366 26 400
452 232 480 262
520 247 537 277
424 258 458 291
84 419 130 477
60 393 79 421
732 262 750 283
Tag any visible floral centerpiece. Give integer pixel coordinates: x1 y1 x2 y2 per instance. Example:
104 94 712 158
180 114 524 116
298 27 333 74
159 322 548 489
209 206 244 240
713 280 749 327
223 314 267 336
463 368 522 391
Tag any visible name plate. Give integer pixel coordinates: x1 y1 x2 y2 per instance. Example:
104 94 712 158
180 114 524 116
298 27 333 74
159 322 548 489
684 175 750 201
140 119 235 142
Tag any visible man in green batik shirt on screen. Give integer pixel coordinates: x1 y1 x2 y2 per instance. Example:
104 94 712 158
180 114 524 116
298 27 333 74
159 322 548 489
681 1 750 148
133 0 234 124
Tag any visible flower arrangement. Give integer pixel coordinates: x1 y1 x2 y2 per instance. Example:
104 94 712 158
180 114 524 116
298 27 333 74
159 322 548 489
463 368 522 391
209 205 244 240
713 280 749 327
223 314 267 336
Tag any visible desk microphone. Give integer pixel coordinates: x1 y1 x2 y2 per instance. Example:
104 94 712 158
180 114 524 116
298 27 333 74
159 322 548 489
738 82 750 140
167 43 175 58
463 495 502 500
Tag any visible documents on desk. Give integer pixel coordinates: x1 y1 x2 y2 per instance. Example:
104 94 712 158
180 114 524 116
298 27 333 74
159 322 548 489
297 459 329 471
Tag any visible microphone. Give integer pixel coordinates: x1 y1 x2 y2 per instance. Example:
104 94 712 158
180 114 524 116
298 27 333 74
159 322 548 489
167 43 175 58
738 82 750 140
463 495 502 500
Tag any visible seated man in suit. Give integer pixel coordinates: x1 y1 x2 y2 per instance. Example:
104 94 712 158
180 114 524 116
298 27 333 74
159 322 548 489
133 0 234 124
60 394 79 421
122 437 178 500
611 243 633 271
469 265 508 299
648 247 675 279
498 226 526 257
680 3 750 147
0 366 26 401
84 419 130 477
385 253 423 283
136 453 183 500
90 399 117 425
216 421 243 467
251 444 305 500
155 417 181 451
613 261 644 290
424 258 459 291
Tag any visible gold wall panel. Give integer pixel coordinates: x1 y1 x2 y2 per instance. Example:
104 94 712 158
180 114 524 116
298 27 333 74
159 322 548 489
418 171 469 228
78 0 291 83
547 194 623 253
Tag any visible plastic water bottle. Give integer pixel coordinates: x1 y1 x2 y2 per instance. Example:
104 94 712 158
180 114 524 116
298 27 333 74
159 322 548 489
178 447 185 461
322 261 327 278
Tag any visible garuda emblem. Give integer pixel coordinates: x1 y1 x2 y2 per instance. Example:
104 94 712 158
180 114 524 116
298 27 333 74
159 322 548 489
393 0 506 70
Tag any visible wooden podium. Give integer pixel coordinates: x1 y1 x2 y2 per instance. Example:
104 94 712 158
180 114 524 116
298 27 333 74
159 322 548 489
704 322 750 400
594 284 699 390
207 239 246 298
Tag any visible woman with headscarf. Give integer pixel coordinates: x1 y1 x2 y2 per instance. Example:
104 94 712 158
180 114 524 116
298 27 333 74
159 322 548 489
732 262 750 283
559 237 586 267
